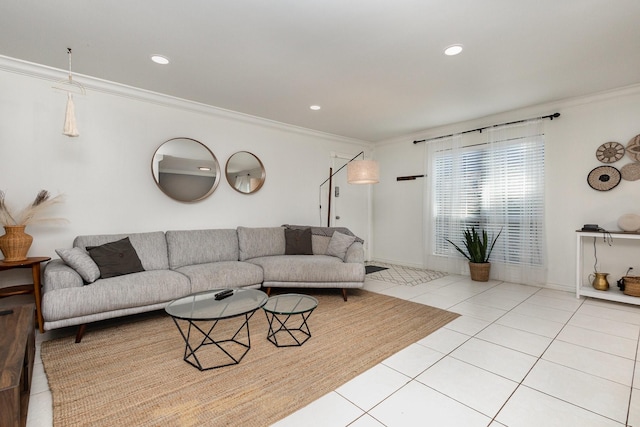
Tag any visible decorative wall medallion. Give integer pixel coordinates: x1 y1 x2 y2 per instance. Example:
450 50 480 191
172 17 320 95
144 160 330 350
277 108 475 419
626 134 640 161
587 165 621 191
621 162 640 181
595 141 625 163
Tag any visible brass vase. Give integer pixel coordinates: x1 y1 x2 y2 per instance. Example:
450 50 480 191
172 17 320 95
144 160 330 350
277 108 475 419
590 272 610 291
0 225 33 262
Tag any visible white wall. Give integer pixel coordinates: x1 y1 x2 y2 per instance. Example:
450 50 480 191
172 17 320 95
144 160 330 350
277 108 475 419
0 57 370 285
372 84 640 291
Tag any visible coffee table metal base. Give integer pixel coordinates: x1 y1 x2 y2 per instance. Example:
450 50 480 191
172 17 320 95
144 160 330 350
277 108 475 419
171 311 257 371
264 310 314 347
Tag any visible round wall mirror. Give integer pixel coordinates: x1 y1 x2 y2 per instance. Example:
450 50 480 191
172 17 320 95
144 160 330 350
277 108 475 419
225 151 266 194
151 138 221 202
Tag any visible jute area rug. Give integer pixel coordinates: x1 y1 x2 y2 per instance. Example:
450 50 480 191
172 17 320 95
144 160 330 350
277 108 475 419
41 289 458 427
365 262 447 286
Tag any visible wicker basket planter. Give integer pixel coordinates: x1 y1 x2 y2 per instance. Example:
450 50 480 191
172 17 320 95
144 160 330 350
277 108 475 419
622 276 640 297
0 225 33 262
469 262 491 282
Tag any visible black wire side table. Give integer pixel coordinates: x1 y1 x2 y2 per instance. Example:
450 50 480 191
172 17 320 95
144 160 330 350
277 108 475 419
165 288 267 370
262 294 318 347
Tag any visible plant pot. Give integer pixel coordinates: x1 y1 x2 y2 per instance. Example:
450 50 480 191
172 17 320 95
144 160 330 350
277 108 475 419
0 225 33 262
469 262 490 282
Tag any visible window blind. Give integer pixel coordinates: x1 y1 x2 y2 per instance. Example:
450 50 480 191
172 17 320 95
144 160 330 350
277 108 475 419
433 136 545 266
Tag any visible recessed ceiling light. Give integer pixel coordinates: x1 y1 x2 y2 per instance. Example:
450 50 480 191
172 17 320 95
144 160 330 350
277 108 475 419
151 55 170 65
444 45 463 56
310 105 321 111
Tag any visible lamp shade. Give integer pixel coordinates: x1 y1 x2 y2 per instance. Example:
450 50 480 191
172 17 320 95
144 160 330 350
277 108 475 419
347 159 379 184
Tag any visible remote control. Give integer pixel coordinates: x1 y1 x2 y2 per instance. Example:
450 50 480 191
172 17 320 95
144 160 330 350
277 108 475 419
0 309 14 316
215 289 234 300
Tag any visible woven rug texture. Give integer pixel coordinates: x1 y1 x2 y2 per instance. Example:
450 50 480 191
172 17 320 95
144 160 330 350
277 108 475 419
41 289 458 427
365 262 447 286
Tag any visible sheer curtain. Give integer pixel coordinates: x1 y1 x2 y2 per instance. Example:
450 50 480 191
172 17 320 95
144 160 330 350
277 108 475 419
425 119 547 286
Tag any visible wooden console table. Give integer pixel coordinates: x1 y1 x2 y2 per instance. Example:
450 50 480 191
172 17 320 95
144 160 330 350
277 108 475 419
0 257 50 333
0 304 35 427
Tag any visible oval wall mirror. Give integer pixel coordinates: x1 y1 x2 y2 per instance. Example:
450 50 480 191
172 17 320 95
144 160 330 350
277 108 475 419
225 151 266 194
151 138 221 202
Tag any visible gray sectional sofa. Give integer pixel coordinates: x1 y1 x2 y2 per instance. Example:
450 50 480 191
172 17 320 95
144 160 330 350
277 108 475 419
42 226 365 342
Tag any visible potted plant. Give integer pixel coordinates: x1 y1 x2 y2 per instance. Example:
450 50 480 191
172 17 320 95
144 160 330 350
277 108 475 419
446 226 502 282
0 190 65 261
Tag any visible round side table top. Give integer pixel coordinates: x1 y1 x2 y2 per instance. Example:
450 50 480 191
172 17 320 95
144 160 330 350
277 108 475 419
0 256 51 269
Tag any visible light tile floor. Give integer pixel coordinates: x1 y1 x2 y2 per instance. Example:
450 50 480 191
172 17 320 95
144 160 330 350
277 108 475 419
27 275 640 426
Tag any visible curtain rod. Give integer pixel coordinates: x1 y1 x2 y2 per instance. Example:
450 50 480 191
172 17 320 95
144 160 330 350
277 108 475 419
412 112 560 144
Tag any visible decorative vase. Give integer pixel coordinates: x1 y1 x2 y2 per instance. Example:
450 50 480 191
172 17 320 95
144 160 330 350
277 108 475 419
469 262 490 282
589 272 610 291
0 225 33 262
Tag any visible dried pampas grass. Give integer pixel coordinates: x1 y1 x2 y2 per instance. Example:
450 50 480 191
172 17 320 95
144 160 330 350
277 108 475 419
0 190 67 227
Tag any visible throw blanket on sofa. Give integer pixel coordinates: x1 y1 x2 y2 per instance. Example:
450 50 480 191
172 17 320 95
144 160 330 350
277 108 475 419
282 224 364 243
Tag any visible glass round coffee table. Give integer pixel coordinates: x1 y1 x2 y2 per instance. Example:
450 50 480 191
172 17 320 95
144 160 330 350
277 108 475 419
165 288 268 370
262 293 318 347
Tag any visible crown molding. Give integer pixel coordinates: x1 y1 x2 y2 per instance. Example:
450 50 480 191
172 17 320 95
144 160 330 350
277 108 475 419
376 82 640 148
0 54 367 147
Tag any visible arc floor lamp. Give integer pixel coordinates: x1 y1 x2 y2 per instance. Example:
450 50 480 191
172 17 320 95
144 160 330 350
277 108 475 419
319 151 379 227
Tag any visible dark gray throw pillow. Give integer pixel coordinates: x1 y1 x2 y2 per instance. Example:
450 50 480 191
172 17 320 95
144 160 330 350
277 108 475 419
285 228 313 255
87 237 145 279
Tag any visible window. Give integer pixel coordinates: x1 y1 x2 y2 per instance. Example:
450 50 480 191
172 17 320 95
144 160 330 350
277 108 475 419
430 122 545 282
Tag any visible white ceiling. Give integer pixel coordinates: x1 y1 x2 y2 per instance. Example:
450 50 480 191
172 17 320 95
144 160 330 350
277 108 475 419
2 1 640 142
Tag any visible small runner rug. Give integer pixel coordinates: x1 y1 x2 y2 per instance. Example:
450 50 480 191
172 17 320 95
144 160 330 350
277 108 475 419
41 289 458 427
366 262 447 286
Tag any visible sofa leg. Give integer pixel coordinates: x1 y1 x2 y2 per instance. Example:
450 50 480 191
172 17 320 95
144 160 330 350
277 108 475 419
265 287 272 296
342 288 348 301
75 324 86 343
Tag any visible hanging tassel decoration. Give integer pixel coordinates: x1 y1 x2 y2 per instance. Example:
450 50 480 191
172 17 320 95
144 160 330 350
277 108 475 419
63 92 79 137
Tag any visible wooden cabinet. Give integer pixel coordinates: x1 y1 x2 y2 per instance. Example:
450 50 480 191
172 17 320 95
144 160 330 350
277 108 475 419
576 230 640 304
0 304 35 427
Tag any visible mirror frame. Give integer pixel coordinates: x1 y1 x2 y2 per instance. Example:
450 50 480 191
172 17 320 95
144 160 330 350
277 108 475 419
151 137 221 203
225 151 266 194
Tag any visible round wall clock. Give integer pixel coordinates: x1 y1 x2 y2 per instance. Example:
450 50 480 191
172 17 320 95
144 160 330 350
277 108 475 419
626 134 640 161
587 165 621 191
595 141 624 163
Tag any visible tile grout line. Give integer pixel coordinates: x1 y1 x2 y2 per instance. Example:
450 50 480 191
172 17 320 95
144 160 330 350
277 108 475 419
625 325 640 427
484 286 588 425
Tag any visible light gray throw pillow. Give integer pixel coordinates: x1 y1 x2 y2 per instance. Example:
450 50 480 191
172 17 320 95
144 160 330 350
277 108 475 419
56 247 101 283
326 231 357 261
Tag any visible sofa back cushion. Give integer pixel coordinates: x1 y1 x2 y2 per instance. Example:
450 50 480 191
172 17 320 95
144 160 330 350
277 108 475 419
166 229 239 269
74 231 169 271
237 227 285 261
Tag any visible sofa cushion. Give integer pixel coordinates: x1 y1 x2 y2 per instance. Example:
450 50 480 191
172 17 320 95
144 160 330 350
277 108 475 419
237 227 285 261
175 261 263 294
87 237 145 279
248 255 365 283
284 228 313 255
41 270 191 322
283 225 364 243
166 229 239 269
311 235 331 255
74 231 170 271
326 232 357 261
55 247 101 283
